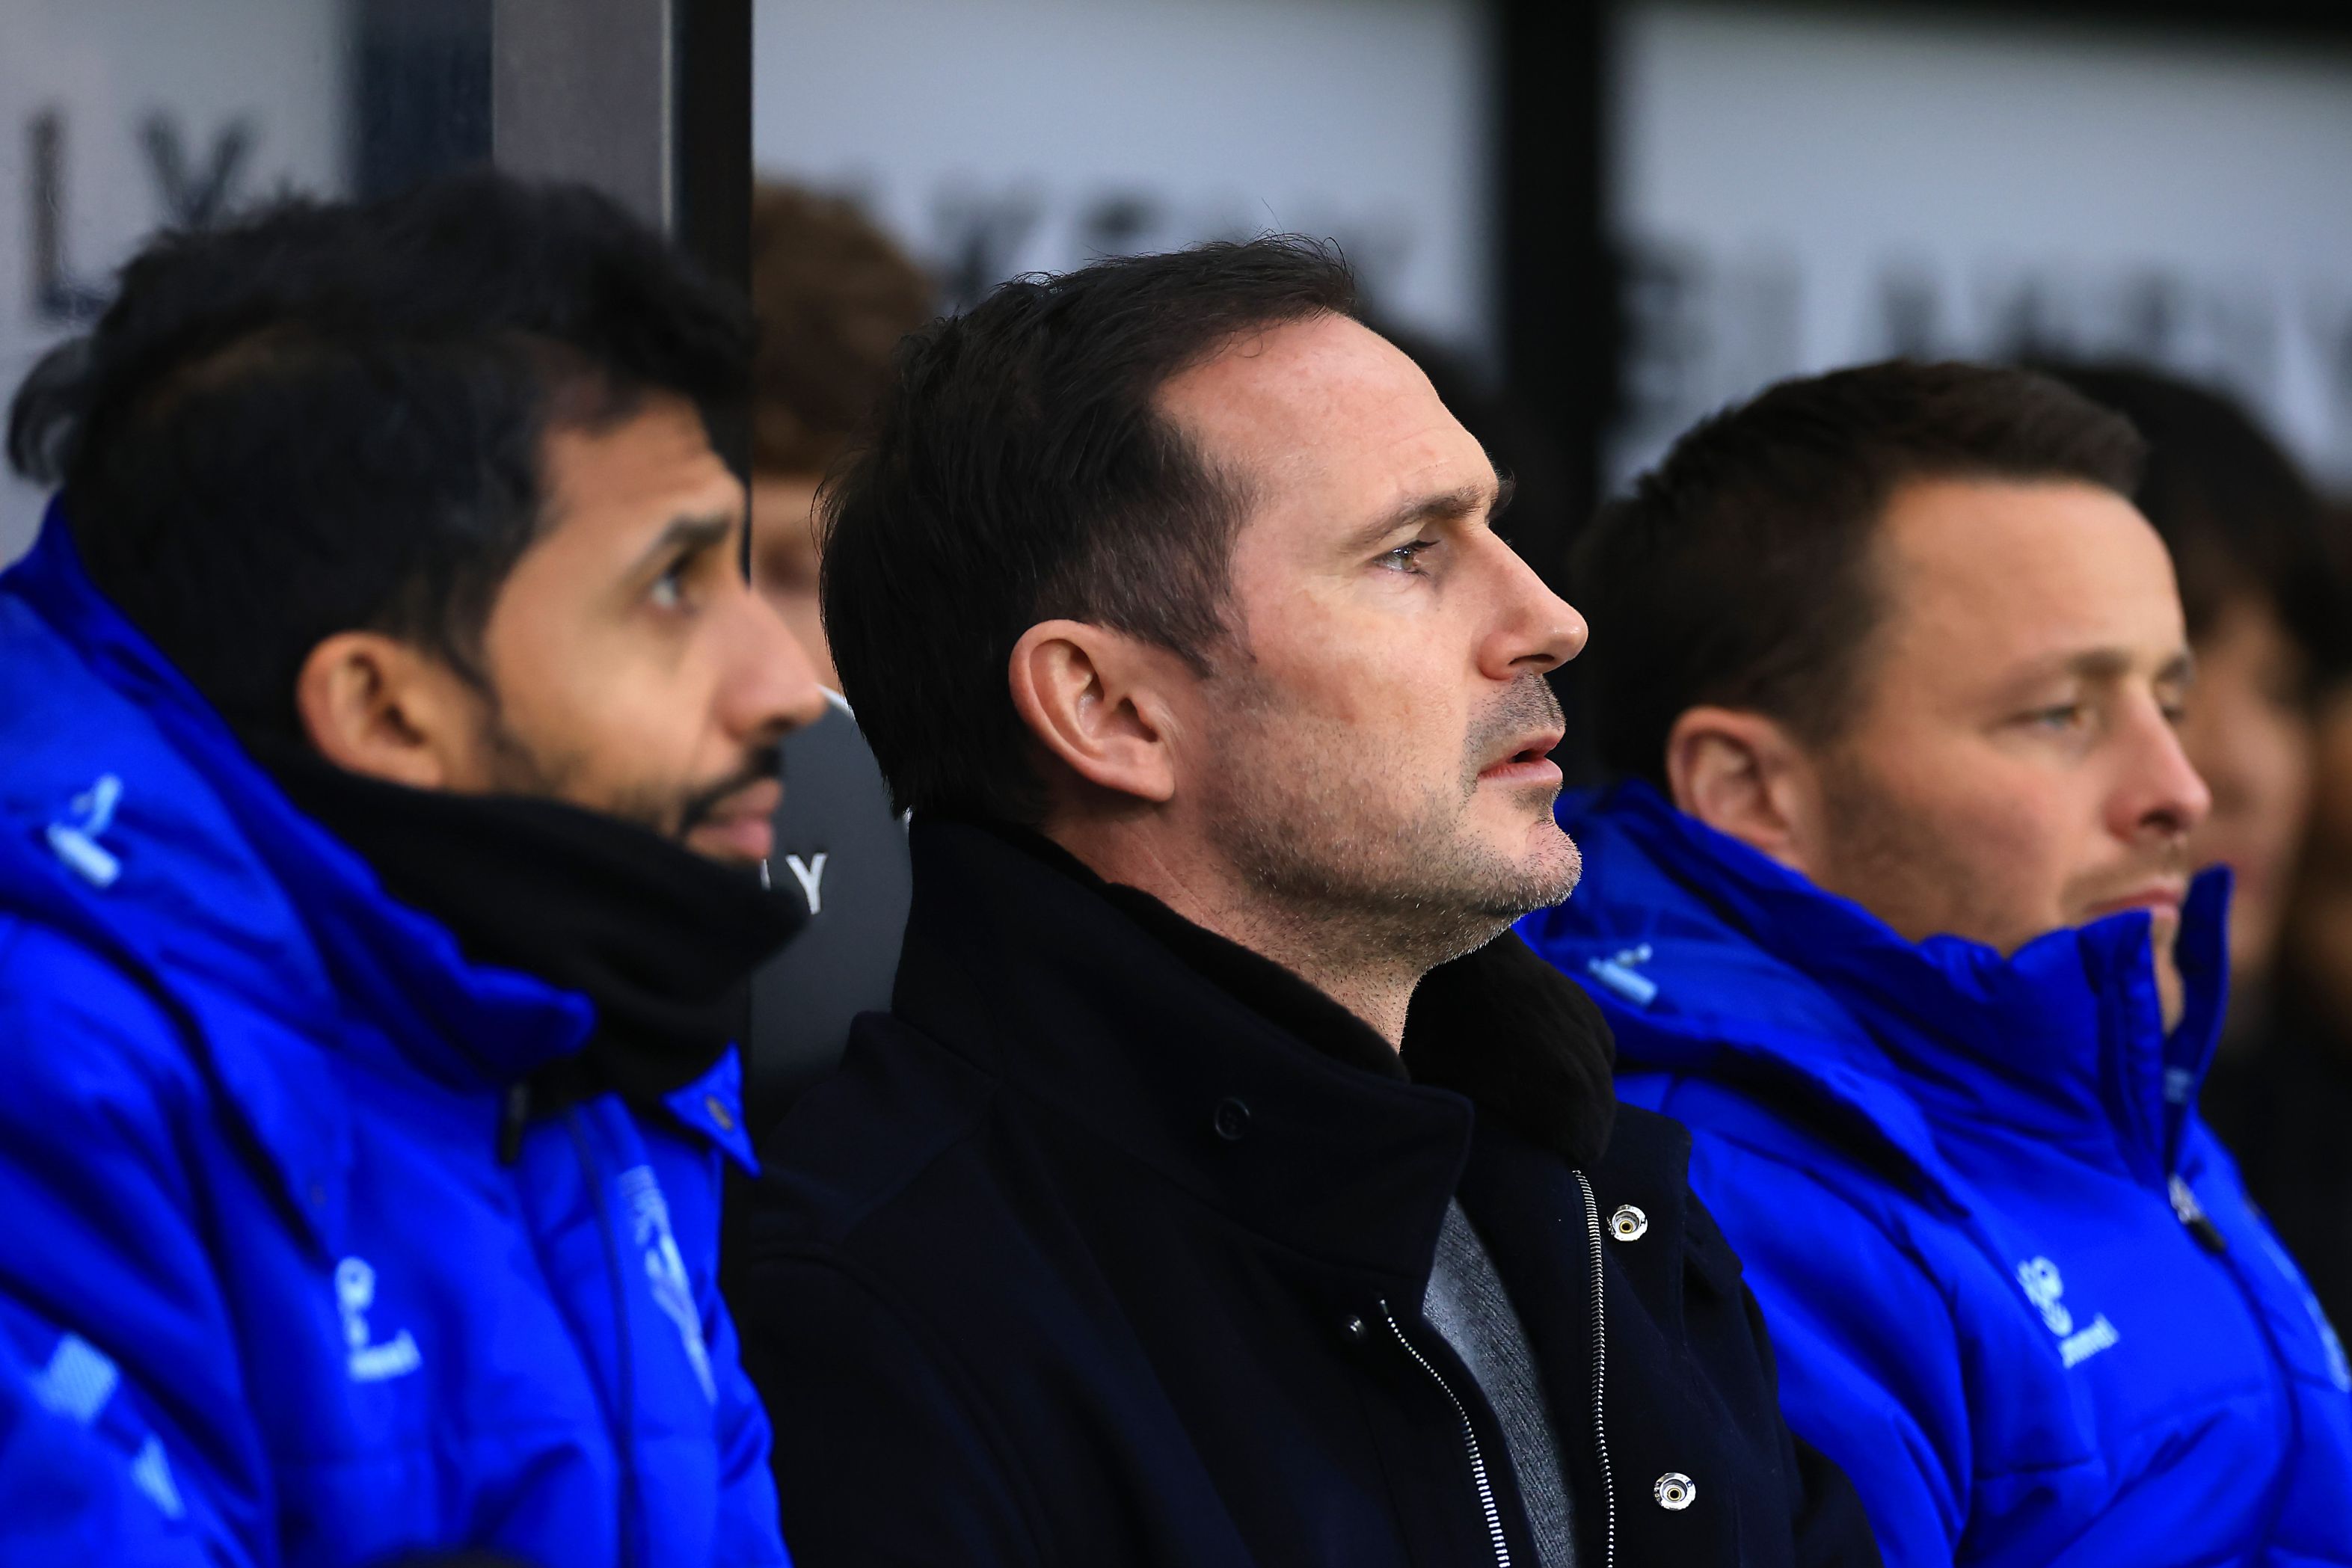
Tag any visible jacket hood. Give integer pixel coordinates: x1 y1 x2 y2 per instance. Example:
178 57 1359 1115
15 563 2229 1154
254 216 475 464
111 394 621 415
1517 779 2229 1205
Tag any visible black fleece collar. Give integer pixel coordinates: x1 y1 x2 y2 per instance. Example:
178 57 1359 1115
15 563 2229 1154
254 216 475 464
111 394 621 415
992 823 1615 1166
998 825 1411 1083
906 821 1615 1266
1403 916 1617 1170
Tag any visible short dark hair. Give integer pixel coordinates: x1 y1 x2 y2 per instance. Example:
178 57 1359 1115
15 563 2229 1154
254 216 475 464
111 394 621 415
1575 360 2147 786
7 170 749 739
819 236 1360 823
2039 362 2345 684
749 182 933 476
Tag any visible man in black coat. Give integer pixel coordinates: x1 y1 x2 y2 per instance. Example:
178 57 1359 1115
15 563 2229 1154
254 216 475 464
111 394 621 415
738 238 1879 1568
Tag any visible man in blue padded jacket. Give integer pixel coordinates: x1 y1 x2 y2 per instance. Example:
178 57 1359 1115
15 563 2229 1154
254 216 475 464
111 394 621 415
1520 360 2352 1566
0 174 823 1565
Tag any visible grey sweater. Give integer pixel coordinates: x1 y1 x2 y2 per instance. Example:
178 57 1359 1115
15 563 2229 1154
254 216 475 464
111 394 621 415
1422 1199 1576 1567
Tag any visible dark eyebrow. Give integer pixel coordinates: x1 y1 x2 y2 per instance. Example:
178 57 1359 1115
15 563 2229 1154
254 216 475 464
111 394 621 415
2018 645 2197 689
1344 464 1514 555
2064 648 2135 683
1489 473 1520 524
632 511 736 574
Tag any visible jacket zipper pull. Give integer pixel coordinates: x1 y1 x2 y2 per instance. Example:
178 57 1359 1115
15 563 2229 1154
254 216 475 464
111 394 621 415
2169 1174 2227 1255
498 1081 531 1166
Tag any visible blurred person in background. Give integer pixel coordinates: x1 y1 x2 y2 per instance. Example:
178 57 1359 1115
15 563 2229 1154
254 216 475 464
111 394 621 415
0 173 821 1565
749 180 933 687
741 239 1879 1567
734 182 936 1134
2217 480 2352 1335
1519 362 2352 1567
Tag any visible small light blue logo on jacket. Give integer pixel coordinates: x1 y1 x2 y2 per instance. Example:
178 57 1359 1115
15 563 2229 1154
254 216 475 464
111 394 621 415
1585 943 1659 1007
31 1332 119 1421
46 774 125 889
620 1166 716 1402
336 1258 422 1383
2017 1256 2119 1368
31 1333 185 1518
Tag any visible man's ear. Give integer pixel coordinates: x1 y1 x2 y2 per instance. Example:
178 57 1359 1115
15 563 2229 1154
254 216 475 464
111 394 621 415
1662 705 1819 870
293 631 485 791
1006 619 1181 807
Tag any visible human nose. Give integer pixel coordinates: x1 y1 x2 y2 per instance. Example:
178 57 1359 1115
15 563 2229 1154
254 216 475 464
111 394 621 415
2110 694 2213 845
1476 542 1589 683
719 575 829 742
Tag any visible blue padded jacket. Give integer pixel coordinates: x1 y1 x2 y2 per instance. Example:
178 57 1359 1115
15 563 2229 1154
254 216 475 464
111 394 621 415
1518 781 2352 1568
0 511 790 1567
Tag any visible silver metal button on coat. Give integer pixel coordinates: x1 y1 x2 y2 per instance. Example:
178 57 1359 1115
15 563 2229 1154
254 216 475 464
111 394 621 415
1609 1204 1648 1240
1654 1472 1696 1510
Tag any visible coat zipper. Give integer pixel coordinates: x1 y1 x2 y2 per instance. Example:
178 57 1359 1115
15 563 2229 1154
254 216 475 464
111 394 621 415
566 1110 642 1568
1379 1301 1511 1567
1573 1171 1617 1568
2170 1169 2305 1541
2167 1173 2228 1254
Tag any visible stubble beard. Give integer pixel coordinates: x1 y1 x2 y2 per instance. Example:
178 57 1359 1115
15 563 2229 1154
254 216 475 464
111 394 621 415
470 698 776 850
1809 749 2004 947
1813 751 2191 1027
1197 672 1582 979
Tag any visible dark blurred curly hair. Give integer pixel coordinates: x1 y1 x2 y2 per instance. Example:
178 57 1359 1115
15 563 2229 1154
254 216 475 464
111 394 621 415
750 182 933 476
7 170 749 738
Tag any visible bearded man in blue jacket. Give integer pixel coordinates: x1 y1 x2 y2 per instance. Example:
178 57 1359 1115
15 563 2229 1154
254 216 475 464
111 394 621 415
1519 360 2352 1565
0 174 825 1564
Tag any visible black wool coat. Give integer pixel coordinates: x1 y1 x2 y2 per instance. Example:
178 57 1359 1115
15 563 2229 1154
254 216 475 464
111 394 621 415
738 823 1879 1568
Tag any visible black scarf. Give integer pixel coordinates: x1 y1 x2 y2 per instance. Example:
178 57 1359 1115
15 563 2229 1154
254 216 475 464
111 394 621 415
256 741 805 1125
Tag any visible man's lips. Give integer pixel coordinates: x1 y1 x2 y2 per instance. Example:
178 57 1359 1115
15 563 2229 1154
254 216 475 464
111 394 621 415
2080 880 2189 923
686 777 782 861
1478 728 1567 787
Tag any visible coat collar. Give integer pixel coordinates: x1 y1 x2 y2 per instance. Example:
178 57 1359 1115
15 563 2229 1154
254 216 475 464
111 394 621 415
891 820 1618 1285
1526 780 2227 1193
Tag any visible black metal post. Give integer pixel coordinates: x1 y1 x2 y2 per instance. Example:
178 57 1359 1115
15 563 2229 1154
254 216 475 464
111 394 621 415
672 0 754 483
672 0 752 296
1494 0 1615 568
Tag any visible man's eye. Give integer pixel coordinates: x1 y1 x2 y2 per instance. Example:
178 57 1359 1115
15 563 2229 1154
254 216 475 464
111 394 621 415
2027 703 2085 731
649 563 689 609
1380 540 1437 574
